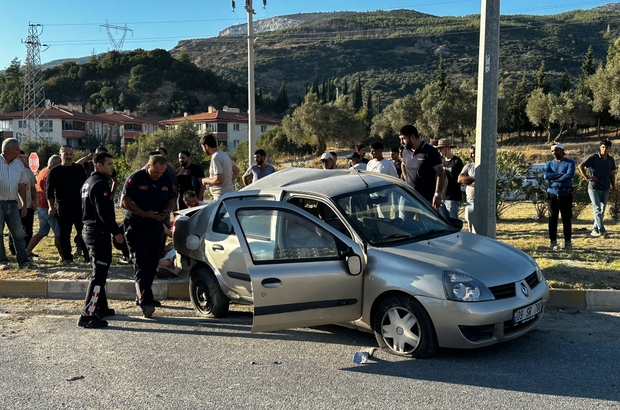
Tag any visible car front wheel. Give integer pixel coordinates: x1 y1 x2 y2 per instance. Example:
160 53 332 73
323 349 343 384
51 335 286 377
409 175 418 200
373 295 438 358
189 268 230 318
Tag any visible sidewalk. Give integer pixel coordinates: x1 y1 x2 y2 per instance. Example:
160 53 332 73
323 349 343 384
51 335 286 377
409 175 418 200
0 265 619 311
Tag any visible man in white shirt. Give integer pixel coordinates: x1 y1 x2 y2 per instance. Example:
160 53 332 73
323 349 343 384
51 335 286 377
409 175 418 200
347 152 367 170
366 142 398 177
200 134 240 200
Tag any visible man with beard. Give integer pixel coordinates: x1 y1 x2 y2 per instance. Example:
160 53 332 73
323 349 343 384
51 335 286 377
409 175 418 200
399 125 445 209
176 150 204 210
544 142 576 251
242 149 276 186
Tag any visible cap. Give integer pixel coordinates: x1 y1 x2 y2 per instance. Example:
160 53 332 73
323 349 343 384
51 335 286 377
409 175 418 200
320 152 333 161
346 152 361 160
435 138 456 148
551 142 564 150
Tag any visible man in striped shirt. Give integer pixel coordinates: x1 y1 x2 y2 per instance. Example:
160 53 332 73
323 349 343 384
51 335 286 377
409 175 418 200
0 139 36 269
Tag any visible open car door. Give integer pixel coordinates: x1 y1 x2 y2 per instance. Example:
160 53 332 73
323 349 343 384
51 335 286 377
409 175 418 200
224 199 366 333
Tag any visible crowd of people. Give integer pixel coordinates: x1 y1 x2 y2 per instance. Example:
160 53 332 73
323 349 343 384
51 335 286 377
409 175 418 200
1 125 615 328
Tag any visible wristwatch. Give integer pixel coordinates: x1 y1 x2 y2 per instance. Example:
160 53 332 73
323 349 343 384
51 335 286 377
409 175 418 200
434 192 440 197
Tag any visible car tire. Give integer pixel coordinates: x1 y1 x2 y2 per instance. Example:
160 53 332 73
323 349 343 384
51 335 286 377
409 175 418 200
373 295 438 358
189 268 230 318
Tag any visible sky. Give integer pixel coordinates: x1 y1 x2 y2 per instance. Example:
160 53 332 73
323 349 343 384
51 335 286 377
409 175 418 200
1 0 615 70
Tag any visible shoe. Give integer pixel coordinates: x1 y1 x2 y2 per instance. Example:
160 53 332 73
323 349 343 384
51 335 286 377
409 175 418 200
565 243 573 251
600 231 607 238
142 304 155 318
77 316 108 328
28 252 39 259
20 261 37 270
61 258 74 265
0 263 9 270
135 298 161 307
590 229 601 237
95 307 115 319
550 241 558 250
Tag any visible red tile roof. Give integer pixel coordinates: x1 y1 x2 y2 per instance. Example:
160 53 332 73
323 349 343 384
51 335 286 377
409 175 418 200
161 109 280 126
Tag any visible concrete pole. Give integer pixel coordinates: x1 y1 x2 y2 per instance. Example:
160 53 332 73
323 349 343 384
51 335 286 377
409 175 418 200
473 0 500 239
246 1 257 166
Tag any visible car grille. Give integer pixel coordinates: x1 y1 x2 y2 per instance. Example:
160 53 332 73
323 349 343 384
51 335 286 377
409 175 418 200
489 271 540 300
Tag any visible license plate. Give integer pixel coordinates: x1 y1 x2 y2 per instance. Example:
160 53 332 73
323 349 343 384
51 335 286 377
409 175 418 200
513 299 543 325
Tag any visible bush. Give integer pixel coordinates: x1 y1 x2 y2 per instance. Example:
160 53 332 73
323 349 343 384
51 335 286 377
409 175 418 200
496 151 530 219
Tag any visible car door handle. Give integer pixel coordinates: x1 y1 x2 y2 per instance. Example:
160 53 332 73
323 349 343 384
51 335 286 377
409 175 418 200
261 278 282 289
212 244 224 252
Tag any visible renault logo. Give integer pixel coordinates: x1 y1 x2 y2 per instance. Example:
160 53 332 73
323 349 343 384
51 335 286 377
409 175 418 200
521 282 530 297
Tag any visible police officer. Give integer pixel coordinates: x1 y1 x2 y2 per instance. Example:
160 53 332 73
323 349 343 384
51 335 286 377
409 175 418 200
121 155 176 318
77 152 124 328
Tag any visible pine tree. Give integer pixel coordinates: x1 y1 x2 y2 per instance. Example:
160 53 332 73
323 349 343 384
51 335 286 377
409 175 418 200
578 46 595 98
342 77 349 96
275 82 289 113
311 75 319 95
434 57 447 90
534 61 551 94
354 74 363 111
559 69 572 93
509 74 531 136
321 76 327 103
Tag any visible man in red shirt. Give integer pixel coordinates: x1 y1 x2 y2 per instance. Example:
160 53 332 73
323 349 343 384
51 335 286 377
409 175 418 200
26 155 63 259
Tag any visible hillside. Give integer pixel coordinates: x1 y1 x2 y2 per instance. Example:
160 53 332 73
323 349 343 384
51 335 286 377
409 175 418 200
171 7 620 102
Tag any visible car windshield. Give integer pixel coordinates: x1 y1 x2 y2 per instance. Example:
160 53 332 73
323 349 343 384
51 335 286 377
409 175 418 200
334 185 457 245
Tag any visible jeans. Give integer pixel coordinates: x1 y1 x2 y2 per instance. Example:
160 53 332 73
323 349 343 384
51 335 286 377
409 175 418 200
464 202 476 233
0 201 28 266
547 193 572 243
439 200 460 220
588 188 609 233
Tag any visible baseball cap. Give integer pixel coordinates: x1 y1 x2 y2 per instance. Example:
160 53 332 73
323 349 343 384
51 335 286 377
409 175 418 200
320 152 333 161
551 142 564 150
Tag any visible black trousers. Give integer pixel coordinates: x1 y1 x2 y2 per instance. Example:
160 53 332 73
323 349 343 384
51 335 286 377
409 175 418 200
547 193 573 243
81 228 112 317
57 201 87 262
125 222 163 307
9 207 34 254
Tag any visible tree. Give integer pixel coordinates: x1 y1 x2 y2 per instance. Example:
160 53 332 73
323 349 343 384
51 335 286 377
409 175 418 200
354 74 363 112
275 82 290 114
525 88 554 142
534 61 551 94
559 69 572 93
509 74 531 137
434 57 447 91
577 45 595 98
371 94 420 138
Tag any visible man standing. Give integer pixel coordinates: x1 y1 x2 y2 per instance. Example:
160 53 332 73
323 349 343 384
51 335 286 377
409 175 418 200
242 149 276 186
436 139 464 219
356 144 369 164
458 145 476 232
390 147 403 179
578 139 617 237
367 142 399 177
26 155 63 260
176 150 205 210
46 145 88 264
9 150 37 256
0 139 35 270
544 143 575 250
200 134 239 200
347 152 367 170
399 125 445 209
121 155 176 318
77 152 125 328
320 152 338 170
77 146 120 195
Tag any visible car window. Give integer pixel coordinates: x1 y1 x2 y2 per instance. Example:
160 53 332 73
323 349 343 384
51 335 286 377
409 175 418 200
335 185 456 245
213 196 275 235
287 197 352 238
236 209 339 263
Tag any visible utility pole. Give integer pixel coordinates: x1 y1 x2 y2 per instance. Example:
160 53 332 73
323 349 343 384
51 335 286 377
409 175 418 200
22 22 49 142
473 0 500 238
246 1 257 166
100 20 133 51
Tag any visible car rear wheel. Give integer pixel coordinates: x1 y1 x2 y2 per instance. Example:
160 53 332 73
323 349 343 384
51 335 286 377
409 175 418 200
189 268 230 318
373 295 438 358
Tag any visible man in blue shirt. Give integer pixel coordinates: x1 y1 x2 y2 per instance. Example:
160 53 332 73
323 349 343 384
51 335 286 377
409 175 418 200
578 139 617 237
242 149 276 186
544 142 576 251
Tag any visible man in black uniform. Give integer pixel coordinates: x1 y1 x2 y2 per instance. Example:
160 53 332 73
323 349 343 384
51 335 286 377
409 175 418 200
77 152 125 328
46 145 89 263
121 155 176 318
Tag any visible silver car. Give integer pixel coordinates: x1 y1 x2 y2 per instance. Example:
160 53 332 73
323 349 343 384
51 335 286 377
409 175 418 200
173 167 549 358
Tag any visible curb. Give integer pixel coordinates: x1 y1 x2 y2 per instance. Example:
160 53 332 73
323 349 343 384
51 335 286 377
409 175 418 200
0 280 619 311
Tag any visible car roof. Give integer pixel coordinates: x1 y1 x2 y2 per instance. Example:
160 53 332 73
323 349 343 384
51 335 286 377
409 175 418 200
241 167 397 198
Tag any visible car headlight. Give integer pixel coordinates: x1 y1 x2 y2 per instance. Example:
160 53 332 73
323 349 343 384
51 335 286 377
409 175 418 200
535 265 543 282
443 271 495 302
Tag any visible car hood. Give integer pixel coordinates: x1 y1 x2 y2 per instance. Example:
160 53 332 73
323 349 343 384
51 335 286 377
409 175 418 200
373 231 537 287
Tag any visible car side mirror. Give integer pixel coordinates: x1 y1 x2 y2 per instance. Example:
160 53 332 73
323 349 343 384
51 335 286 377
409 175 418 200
448 217 463 230
186 234 201 251
347 254 362 276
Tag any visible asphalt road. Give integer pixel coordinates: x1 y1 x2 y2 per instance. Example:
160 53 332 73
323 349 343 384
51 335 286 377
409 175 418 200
1 301 619 409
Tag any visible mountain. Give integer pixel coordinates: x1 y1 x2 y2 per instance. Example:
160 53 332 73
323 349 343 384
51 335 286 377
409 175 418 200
171 6 620 102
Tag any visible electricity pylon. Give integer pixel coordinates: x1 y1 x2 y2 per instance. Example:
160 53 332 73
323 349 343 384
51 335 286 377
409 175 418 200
21 22 50 142
100 20 133 51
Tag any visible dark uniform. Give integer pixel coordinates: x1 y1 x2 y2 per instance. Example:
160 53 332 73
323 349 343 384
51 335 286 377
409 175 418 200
122 169 175 309
401 140 442 203
80 171 123 321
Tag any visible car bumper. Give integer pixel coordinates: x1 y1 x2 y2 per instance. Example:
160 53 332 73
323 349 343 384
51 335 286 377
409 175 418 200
418 282 549 349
